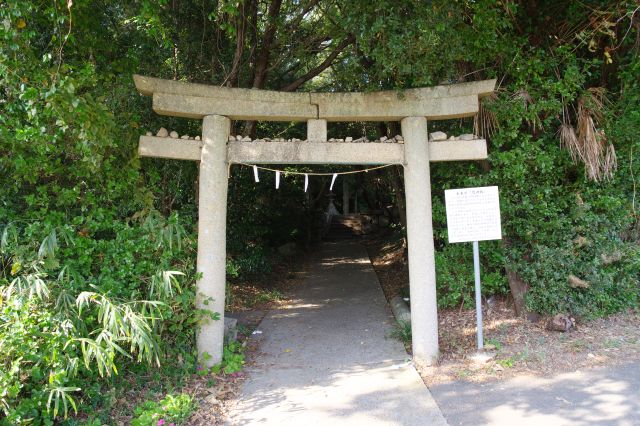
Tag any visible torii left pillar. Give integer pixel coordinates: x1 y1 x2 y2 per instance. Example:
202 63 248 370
197 115 230 366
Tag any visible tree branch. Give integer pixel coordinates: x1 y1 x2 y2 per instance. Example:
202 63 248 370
280 34 355 92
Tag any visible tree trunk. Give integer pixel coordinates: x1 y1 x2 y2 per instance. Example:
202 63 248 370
225 0 253 87
241 0 354 137
251 0 282 89
242 0 283 136
506 268 529 317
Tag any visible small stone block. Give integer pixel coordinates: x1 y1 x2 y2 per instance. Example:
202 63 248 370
345 137 353 142
169 130 179 138
224 317 238 342
307 119 327 142
228 135 236 142
429 131 447 141
156 127 169 137
459 133 475 141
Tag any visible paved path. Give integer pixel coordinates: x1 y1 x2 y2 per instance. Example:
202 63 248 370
226 241 446 425
430 363 640 425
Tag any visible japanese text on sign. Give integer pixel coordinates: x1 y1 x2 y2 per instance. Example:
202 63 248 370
444 186 502 243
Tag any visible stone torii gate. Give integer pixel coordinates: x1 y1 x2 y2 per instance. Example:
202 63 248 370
134 75 496 368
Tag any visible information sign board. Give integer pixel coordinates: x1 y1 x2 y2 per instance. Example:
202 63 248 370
444 186 502 243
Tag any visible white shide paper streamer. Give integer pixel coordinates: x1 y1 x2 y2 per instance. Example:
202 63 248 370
275 171 280 189
329 173 337 191
253 165 259 182
304 174 309 192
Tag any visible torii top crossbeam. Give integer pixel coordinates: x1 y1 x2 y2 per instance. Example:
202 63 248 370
134 74 495 122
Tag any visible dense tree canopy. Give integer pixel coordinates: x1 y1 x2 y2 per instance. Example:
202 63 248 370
1 0 639 423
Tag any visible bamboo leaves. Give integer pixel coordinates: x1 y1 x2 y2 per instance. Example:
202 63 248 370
47 385 80 419
150 270 184 300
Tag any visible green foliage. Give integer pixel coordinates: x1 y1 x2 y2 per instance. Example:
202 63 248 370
479 67 640 317
390 321 412 346
485 338 502 351
423 2 640 318
131 393 196 426
0 220 198 423
212 342 246 375
496 357 515 369
435 242 508 308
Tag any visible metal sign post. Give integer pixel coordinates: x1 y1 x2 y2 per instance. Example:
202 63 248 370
445 186 502 350
473 240 483 349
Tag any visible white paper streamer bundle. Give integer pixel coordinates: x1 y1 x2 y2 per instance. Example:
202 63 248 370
275 171 280 189
253 165 260 182
304 174 309 192
329 173 338 191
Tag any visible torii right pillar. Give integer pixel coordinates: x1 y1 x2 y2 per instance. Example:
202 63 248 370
402 116 439 367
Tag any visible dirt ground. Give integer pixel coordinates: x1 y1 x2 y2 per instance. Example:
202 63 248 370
365 234 640 386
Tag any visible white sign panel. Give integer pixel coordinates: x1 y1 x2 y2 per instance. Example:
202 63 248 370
445 186 502 243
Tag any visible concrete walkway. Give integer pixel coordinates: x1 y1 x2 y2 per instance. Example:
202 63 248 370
226 241 446 425
430 362 640 426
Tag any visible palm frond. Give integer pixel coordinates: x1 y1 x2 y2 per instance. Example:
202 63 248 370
474 93 499 139
558 123 581 163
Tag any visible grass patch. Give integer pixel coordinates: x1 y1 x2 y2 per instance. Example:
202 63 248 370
485 338 503 351
496 357 515 368
390 321 412 345
603 338 623 349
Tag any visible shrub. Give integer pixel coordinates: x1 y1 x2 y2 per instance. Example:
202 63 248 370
0 216 205 424
131 394 196 426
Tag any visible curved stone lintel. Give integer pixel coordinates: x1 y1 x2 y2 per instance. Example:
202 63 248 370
134 74 496 122
153 92 317 121
310 78 496 111
134 74 311 104
315 94 479 121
